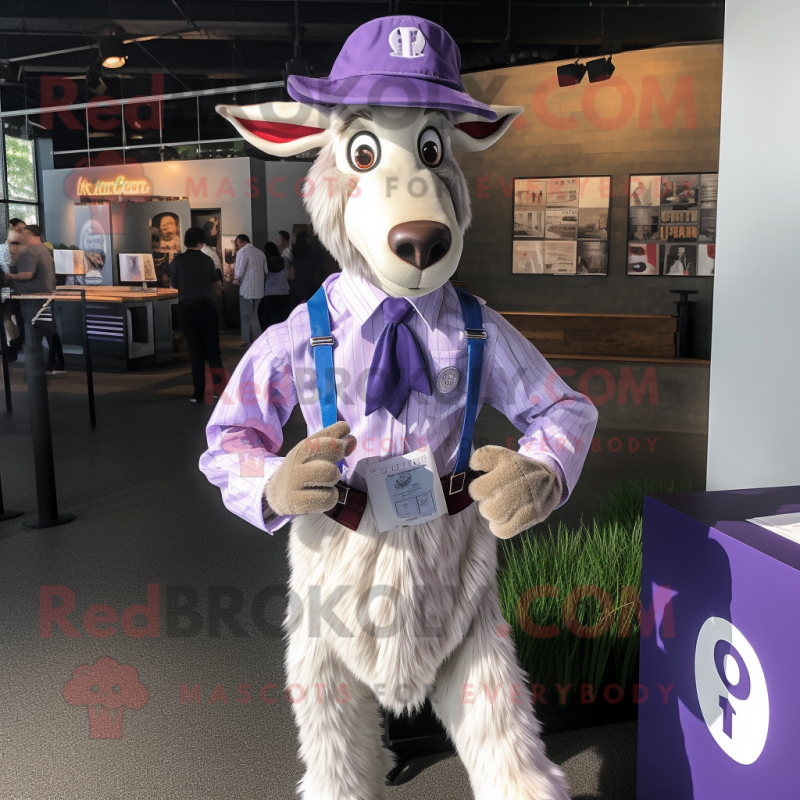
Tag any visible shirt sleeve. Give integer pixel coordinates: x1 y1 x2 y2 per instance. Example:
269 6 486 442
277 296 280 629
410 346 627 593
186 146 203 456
199 325 298 533
234 249 246 282
15 250 35 276
482 308 598 507
169 258 180 290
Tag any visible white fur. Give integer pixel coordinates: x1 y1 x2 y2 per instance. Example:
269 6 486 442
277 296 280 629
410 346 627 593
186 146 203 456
285 505 570 800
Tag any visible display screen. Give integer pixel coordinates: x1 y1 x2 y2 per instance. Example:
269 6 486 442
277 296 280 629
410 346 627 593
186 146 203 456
118 253 157 283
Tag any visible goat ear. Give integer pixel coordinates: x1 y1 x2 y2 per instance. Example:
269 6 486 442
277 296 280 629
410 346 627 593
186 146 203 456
449 105 524 152
216 101 333 157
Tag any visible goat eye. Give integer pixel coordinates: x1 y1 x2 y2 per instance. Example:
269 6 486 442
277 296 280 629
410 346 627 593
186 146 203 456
347 132 380 172
418 127 443 167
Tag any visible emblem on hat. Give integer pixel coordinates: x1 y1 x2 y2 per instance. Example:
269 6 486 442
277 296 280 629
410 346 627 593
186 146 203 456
389 27 426 59
436 366 460 394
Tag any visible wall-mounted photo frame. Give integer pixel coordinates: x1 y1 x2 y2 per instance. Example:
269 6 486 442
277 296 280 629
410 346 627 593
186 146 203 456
627 173 717 276
512 176 611 275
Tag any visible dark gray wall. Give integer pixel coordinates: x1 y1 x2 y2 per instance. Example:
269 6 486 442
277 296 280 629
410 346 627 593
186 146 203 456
459 43 722 359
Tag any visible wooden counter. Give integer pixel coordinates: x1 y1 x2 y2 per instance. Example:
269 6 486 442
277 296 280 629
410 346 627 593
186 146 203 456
500 310 679 359
55 286 179 303
19 287 179 370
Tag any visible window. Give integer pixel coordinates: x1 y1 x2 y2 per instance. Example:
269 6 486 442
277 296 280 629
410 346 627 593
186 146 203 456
0 132 40 235
8 203 39 225
5 136 37 202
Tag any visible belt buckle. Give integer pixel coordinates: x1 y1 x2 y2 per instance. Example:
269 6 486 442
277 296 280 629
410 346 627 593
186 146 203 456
336 482 350 505
449 472 466 495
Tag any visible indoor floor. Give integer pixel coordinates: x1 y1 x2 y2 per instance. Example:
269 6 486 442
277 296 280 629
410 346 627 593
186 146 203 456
0 332 708 800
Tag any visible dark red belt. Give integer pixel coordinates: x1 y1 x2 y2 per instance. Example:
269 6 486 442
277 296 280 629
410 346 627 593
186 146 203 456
324 471 480 532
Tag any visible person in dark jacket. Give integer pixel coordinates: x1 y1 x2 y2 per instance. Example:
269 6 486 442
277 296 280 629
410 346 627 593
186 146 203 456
170 227 227 403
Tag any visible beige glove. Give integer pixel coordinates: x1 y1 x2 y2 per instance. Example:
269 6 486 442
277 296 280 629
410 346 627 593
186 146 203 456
265 421 357 517
468 445 562 539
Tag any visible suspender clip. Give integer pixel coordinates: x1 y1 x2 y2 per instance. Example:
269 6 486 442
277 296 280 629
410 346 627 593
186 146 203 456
310 335 335 347
465 328 487 340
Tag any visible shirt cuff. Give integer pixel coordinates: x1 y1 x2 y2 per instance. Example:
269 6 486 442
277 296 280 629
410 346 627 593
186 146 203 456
257 459 292 533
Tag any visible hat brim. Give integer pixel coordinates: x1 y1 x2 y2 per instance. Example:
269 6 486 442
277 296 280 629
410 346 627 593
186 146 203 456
287 74 498 121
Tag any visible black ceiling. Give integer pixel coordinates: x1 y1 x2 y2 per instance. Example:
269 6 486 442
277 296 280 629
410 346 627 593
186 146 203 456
0 1 724 167
0 1 724 100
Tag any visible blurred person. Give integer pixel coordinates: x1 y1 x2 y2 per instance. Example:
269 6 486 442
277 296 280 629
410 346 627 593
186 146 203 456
201 234 225 328
170 227 226 404
276 230 293 266
232 234 266 348
1 218 26 358
4 225 65 374
258 241 292 332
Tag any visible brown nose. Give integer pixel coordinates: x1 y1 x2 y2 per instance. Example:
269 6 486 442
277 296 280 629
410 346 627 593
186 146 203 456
388 221 452 270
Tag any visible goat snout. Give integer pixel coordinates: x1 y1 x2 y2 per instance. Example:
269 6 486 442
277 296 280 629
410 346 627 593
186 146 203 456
388 221 452 270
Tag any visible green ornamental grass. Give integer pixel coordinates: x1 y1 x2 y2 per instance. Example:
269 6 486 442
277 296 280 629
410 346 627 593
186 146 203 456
498 478 692 706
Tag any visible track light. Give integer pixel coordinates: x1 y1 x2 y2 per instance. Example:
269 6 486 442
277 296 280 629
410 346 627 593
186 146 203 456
587 56 615 83
557 61 587 87
98 35 127 69
86 61 107 95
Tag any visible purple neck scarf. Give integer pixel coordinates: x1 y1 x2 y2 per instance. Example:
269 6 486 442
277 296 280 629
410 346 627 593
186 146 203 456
365 297 432 418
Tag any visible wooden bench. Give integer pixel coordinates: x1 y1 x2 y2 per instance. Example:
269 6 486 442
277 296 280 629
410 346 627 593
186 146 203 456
500 311 678 360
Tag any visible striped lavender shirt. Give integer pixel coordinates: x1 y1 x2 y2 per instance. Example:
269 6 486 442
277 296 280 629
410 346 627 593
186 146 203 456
234 243 266 300
199 270 598 532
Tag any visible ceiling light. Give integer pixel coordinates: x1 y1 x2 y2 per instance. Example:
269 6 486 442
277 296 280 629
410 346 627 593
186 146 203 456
98 35 127 69
557 61 586 87
587 56 615 83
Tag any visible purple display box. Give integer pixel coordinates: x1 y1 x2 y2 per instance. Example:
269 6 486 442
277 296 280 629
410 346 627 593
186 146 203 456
638 486 800 800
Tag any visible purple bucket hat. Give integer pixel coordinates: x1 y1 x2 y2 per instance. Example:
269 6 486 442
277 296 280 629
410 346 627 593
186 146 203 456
287 16 498 121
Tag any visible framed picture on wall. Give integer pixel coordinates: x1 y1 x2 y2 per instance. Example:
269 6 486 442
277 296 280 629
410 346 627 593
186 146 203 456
627 173 717 276
191 208 223 271
150 211 181 288
221 235 238 284
512 175 611 275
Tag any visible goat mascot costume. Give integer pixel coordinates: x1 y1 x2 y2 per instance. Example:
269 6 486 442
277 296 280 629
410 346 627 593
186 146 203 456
201 16 597 800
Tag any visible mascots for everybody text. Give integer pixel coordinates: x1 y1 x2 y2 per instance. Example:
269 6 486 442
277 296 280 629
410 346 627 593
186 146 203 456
201 16 598 800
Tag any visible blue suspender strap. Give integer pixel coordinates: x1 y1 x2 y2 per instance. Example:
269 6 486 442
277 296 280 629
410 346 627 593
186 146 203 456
307 286 338 429
452 287 486 491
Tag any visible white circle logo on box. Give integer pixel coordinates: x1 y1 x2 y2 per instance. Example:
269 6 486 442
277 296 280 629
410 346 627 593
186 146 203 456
389 27 426 58
695 617 769 764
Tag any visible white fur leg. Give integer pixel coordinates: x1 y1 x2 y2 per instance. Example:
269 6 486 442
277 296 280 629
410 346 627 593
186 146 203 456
287 636 394 800
430 599 571 800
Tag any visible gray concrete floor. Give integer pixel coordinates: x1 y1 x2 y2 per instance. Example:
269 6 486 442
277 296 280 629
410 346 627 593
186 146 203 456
0 332 707 799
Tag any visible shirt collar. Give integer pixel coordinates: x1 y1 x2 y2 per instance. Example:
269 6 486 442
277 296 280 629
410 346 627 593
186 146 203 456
336 269 444 332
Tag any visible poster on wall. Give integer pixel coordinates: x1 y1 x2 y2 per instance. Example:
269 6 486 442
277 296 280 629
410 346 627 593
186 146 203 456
221 235 238 284
74 203 112 285
512 240 545 273
150 211 181 288
512 176 611 275
627 244 659 276
627 173 717 276
190 208 223 275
